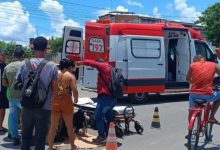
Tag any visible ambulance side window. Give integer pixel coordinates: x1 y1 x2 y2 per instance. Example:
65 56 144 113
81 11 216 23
195 41 215 62
131 39 161 58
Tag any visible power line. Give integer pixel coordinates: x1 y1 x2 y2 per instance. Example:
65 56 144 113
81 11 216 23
0 0 201 20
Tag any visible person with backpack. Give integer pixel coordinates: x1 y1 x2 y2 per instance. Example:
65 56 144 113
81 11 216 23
2 47 24 146
16 36 58 150
76 58 118 144
48 58 78 150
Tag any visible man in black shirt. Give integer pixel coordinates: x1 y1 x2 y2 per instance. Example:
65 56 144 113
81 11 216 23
0 49 8 132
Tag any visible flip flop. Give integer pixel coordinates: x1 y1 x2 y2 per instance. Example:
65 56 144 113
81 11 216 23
71 145 78 150
47 146 57 150
208 119 220 125
0 127 8 132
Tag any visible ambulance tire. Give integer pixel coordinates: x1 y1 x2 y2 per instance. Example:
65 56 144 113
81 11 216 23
128 93 149 104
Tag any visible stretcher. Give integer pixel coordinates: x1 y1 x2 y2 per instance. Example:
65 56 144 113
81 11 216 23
74 97 144 137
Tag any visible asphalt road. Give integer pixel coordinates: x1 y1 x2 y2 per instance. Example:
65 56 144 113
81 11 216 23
1 86 220 150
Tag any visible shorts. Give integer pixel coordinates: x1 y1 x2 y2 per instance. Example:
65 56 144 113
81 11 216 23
0 94 9 109
189 91 220 107
51 95 73 115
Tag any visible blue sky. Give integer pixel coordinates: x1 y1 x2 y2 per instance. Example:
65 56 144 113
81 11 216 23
0 0 218 45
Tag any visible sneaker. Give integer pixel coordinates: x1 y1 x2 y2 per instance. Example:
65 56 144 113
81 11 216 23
92 136 106 144
13 138 20 146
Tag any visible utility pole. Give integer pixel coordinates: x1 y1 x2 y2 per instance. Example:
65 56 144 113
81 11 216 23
111 0 112 11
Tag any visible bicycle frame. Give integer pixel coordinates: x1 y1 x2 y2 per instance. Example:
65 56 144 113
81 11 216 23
188 102 212 133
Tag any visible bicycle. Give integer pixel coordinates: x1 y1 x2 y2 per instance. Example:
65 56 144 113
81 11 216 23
187 99 213 150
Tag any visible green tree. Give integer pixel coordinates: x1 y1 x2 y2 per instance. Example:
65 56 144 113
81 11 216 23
48 37 63 53
196 2 220 46
0 41 33 62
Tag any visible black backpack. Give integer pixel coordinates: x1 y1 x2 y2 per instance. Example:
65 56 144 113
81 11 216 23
100 66 125 99
20 59 49 108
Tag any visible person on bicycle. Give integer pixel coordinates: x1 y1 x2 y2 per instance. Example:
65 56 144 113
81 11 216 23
186 54 220 125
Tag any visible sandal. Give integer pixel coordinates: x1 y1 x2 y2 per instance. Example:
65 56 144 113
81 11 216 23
208 118 220 125
0 127 8 132
71 145 78 150
47 146 57 150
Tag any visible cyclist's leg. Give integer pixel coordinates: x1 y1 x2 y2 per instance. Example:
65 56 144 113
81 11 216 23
208 91 220 124
186 94 201 139
188 94 198 122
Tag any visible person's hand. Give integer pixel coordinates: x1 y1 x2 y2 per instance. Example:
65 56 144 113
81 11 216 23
76 61 82 67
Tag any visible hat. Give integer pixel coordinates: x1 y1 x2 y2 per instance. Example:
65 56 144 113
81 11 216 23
0 49 8 55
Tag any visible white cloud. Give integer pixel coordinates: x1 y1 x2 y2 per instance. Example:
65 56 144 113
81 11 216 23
116 5 129 12
39 0 80 37
94 8 111 17
94 6 128 19
0 1 35 44
152 7 161 18
174 0 201 22
136 13 149 17
126 0 143 9
90 19 97 22
166 3 173 11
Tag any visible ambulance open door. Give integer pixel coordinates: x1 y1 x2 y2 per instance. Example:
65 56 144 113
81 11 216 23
62 26 83 80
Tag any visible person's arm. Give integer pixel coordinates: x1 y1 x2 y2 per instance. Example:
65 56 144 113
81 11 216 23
215 64 220 76
2 79 8 87
2 68 8 87
51 64 59 91
186 67 192 83
70 75 78 103
2 67 8 87
77 59 106 72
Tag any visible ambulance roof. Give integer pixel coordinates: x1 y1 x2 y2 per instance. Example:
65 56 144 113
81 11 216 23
86 21 204 40
110 22 204 40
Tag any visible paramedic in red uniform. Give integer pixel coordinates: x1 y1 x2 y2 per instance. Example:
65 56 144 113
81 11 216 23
76 58 117 144
186 54 220 125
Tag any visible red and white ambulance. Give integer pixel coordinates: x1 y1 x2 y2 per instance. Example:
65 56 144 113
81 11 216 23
62 21 218 103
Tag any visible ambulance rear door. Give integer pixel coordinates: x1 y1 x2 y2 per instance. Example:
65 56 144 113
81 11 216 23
62 26 83 80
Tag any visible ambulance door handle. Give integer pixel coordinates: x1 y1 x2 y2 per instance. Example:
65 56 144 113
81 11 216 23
123 59 128 62
157 63 163 66
86 68 94 70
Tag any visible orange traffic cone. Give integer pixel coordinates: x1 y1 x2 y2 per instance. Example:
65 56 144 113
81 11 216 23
105 122 118 150
151 107 161 129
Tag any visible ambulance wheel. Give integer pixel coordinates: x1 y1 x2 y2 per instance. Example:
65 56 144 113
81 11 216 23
134 121 144 134
128 93 149 104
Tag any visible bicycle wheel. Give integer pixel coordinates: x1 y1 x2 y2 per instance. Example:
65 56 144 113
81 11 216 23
188 113 201 150
205 122 213 140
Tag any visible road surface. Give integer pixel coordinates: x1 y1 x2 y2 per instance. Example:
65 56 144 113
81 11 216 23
1 87 220 150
